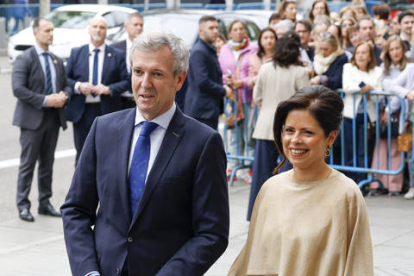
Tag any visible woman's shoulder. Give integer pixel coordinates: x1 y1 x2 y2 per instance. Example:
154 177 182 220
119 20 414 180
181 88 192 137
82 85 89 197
329 169 363 195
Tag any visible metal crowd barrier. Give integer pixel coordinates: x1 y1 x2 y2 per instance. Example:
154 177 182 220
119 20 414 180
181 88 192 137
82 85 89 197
222 88 414 192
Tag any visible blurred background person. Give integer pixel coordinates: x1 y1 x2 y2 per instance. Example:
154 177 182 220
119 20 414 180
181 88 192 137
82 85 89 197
278 0 298 22
340 17 358 53
268 12 281 27
340 6 357 20
342 41 383 183
311 17 330 45
214 33 227 56
112 12 144 110
357 16 382 65
310 32 348 90
219 20 258 183
308 0 330 23
351 0 369 20
273 18 294 39
389 16 401 36
374 22 389 49
230 86 373 276
327 23 341 40
295 19 315 61
369 35 409 196
372 3 391 26
398 11 414 51
248 28 277 89
247 32 309 220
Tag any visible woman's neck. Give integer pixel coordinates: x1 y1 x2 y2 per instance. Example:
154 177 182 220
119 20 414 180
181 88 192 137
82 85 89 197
291 162 331 182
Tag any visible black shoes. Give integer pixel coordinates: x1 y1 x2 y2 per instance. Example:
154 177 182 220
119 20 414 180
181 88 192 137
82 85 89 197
38 203 61 217
19 208 34 222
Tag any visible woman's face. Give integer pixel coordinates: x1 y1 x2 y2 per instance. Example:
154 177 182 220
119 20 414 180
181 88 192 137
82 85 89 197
355 43 371 70
319 40 334 58
349 30 360 46
341 19 354 37
327 25 339 39
282 109 335 171
389 40 404 65
214 37 226 53
284 3 298 21
260 30 276 53
230 22 246 43
312 2 326 18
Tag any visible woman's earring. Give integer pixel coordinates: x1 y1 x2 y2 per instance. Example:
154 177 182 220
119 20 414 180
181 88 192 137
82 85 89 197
325 147 331 157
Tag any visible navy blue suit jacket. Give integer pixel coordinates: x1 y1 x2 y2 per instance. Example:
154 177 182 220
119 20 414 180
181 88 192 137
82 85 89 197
65 44 130 123
315 53 348 90
184 39 225 120
61 107 229 276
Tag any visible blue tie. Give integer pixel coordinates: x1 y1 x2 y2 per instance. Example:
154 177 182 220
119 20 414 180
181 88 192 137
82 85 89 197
129 121 158 216
92 48 100 98
42 52 53 95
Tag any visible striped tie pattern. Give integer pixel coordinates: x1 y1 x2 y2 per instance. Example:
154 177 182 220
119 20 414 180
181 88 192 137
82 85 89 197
42 52 53 95
129 121 159 216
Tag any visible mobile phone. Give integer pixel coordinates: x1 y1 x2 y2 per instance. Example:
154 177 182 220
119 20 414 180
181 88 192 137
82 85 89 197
226 69 232 78
382 32 389 40
359 81 366 88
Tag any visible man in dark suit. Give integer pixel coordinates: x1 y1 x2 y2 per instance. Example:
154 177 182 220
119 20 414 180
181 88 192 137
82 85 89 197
12 18 71 222
61 31 229 276
112 12 143 110
185 15 232 130
65 16 130 163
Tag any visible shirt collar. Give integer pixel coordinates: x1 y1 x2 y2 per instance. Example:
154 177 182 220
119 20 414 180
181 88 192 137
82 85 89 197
134 103 177 130
34 43 47 56
89 43 106 54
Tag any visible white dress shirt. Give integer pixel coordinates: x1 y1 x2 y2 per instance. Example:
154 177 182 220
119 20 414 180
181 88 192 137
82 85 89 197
128 103 177 182
74 43 106 103
34 43 57 95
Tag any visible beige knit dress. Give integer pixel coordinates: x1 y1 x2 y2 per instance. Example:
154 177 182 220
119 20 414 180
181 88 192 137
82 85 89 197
228 169 373 276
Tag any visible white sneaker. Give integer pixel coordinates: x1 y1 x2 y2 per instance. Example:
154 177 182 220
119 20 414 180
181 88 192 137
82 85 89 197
404 188 414 199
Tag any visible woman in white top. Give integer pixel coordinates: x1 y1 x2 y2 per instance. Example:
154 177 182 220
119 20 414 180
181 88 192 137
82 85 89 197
342 41 383 184
229 86 373 276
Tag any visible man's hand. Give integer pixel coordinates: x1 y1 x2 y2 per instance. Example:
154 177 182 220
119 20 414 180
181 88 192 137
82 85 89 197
224 85 233 98
45 92 68 108
79 82 95 96
92 84 111 95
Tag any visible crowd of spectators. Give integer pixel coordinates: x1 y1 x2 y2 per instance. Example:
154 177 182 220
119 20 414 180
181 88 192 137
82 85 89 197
212 0 414 203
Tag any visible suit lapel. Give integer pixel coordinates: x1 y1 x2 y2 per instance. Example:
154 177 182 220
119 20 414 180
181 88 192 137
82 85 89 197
117 108 137 224
31 47 45 90
130 109 186 228
101 45 112 85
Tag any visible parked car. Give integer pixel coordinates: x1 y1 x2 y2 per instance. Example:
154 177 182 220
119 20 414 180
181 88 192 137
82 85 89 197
107 9 262 48
8 4 136 63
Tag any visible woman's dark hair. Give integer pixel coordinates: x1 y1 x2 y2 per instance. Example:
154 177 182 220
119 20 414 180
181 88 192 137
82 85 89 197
273 85 344 172
257 27 277 58
273 31 301 67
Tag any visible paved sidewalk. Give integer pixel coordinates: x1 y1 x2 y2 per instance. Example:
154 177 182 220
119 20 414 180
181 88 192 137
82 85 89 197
0 178 413 275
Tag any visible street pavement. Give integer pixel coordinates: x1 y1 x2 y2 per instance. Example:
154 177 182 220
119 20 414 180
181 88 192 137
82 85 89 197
1 55 414 275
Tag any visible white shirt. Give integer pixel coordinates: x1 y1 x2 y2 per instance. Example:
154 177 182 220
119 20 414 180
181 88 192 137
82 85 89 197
74 43 106 103
126 38 133 73
128 103 177 182
34 43 57 95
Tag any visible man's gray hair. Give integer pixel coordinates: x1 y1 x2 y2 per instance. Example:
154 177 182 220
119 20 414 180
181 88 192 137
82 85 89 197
124 12 143 25
129 31 189 76
275 19 294 32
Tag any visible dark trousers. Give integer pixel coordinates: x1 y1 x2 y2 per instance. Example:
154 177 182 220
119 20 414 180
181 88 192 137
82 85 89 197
195 117 218 131
247 139 279 220
73 103 101 164
16 109 60 211
343 114 373 183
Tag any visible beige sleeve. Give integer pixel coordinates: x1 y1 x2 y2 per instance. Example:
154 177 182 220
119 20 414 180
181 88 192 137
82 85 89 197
295 67 310 91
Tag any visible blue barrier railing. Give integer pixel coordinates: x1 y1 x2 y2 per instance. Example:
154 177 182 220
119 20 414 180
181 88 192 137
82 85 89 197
223 89 412 191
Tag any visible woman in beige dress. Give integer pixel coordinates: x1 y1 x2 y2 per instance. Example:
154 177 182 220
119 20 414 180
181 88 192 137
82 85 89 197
229 85 373 276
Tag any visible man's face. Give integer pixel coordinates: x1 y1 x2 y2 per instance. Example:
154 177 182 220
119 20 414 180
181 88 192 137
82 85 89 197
125 16 143 41
131 46 186 121
295 23 311 45
358 19 375 42
400 15 414 37
89 17 107 46
34 19 54 49
200 20 219 44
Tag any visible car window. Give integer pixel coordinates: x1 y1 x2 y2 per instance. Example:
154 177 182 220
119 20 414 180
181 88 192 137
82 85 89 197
244 20 260 41
103 13 116 29
110 11 129 27
45 11 96 29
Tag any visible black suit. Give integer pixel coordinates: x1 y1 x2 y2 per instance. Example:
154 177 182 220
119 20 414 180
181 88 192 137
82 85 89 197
111 39 127 53
65 44 130 162
12 46 71 211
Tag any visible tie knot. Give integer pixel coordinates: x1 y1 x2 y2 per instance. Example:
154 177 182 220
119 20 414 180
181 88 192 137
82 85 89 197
42 52 49 57
140 122 158 137
93 48 100 54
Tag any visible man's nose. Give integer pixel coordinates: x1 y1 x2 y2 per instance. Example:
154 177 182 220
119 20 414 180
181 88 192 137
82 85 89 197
141 73 152 88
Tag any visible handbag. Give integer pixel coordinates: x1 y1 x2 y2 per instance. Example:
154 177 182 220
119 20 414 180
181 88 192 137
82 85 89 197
379 115 399 139
398 122 413 152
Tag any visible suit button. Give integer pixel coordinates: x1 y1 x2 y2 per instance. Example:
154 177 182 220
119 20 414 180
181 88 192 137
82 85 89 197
115 268 121 275
127 237 133 243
